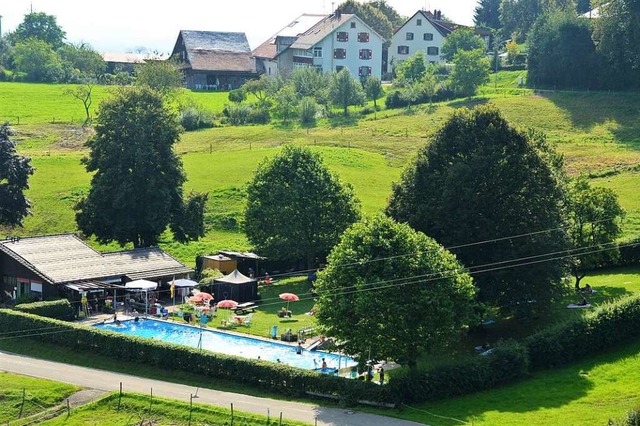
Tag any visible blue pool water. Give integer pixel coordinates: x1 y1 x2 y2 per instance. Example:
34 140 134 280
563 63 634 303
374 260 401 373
95 319 356 371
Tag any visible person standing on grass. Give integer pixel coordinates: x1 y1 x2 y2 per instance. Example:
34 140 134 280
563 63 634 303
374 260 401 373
379 367 385 385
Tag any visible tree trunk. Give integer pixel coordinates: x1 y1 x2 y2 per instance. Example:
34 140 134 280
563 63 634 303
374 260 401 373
572 265 586 290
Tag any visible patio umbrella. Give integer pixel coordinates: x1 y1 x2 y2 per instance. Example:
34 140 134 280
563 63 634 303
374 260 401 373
216 299 238 309
279 292 299 312
190 292 214 304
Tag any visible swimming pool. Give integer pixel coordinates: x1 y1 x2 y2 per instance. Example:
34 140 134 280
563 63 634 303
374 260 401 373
95 319 356 371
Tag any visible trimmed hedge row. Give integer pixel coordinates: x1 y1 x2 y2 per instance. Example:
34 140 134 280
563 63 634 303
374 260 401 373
0 310 389 404
14 299 74 320
523 294 640 370
387 341 529 404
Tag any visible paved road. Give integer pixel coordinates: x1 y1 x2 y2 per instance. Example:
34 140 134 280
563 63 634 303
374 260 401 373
0 350 425 426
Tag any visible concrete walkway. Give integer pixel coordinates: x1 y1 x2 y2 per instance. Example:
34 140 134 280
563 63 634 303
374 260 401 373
0 350 424 426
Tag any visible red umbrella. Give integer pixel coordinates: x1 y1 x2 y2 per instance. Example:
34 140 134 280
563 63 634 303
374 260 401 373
279 292 299 312
216 299 238 309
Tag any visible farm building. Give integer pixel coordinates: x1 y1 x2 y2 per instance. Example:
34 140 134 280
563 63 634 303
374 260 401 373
0 234 192 301
171 30 258 90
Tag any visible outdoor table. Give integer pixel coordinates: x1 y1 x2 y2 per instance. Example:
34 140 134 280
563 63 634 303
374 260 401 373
234 302 257 315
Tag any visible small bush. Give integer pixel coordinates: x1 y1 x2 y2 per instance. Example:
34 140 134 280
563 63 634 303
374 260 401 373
228 89 246 103
226 103 252 125
14 299 75 320
180 107 215 131
360 106 375 115
247 105 270 124
299 97 318 124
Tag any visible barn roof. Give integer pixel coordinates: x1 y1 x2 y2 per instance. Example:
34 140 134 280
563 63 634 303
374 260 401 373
0 234 192 284
173 30 256 73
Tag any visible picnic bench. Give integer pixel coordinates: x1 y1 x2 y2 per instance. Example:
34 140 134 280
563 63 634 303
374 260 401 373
234 302 257 315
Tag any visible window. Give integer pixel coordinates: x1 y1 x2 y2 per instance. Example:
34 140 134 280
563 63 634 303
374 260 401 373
334 48 346 59
336 31 349 42
357 32 369 43
313 46 323 58
427 46 440 56
359 66 372 77
423 33 434 41
406 32 414 41
359 49 372 60
397 45 409 55
350 22 356 28
314 65 323 72
336 65 345 72
417 19 422 26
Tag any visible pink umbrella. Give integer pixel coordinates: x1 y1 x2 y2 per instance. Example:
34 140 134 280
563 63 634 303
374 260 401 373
279 292 299 312
216 299 238 309
190 292 214 304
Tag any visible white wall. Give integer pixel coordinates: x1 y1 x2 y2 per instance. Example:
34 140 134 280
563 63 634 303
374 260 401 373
311 16 383 78
389 13 446 70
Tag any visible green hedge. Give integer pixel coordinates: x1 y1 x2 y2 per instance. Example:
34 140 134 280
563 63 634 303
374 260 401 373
386 341 529 403
14 299 75 320
523 294 640 370
0 310 390 404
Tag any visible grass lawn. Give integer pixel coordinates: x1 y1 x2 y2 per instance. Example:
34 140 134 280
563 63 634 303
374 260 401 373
41 392 308 426
0 372 80 423
373 337 640 426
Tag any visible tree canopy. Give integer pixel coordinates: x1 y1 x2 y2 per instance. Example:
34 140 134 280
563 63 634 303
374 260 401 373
75 87 205 247
593 0 640 89
337 0 396 45
387 106 569 315
528 12 599 90
0 123 35 228
449 49 491 97
567 176 625 289
245 145 360 268
314 214 476 369
441 28 486 62
328 68 365 116
474 0 502 29
9 12 66 49
134 59 184 97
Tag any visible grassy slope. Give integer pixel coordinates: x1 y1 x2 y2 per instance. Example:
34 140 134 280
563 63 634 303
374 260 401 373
41 393 308 426
2 80 640 261
0 372 80 423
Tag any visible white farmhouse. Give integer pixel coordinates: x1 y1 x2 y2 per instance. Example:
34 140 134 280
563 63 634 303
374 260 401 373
389 10 490 70
253 11 384 79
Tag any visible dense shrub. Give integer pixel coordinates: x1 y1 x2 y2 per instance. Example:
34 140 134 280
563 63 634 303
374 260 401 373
0 309 391 404
14 299 74 320
247 105 270 124
299 97 318 124
180 107 215 131
523 294 640 370
384 87 454 109
387 341 529 403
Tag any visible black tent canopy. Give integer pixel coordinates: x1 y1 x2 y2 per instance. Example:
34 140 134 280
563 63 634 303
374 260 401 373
212 269 258 303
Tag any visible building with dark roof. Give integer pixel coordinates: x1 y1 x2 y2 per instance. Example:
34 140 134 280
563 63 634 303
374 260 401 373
389 10 490 70
0 234 192 301
171 30 257 90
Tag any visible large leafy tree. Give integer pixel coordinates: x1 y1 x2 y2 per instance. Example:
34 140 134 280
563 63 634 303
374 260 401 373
315 215 476 369
449 49 491 97
441 28 486 62
387 106 569 315
337 0 394 44
245 145 360 268
395 51 427 82
58 42 106 79
593 0 640 89
12 39 64 82
9 12 66 49
474 0 503 29
567 176 624 290
75 87 205 247
528 12 600 90
500 0 575 41
0 123 35 228
134 59 184 97
363 75 384 109
328 68 365 116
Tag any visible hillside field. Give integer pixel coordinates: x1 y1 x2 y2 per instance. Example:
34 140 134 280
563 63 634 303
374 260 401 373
1 81 639 265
